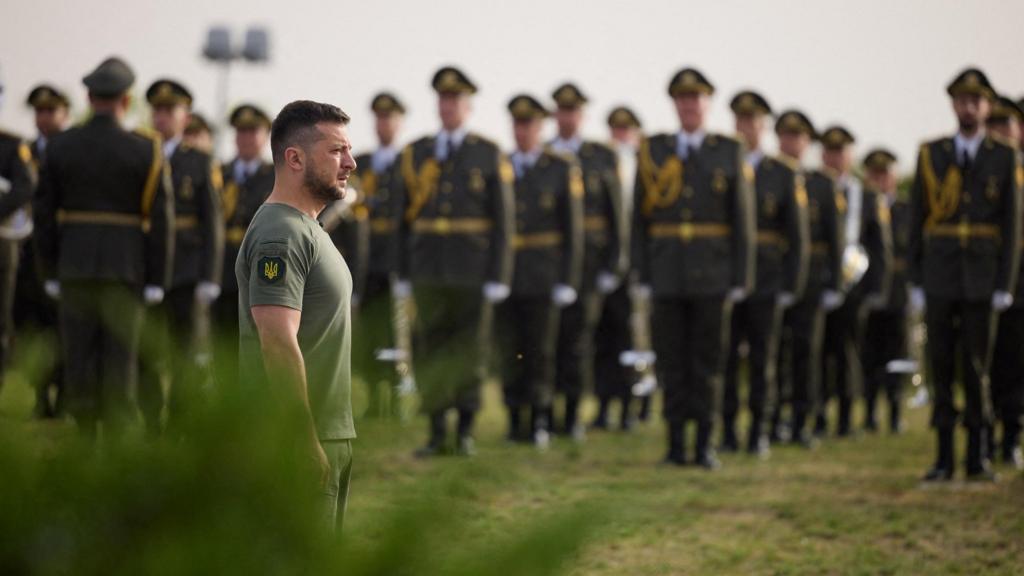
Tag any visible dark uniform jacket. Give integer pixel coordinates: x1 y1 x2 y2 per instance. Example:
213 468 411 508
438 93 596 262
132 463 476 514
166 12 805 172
0 132 35 223
395 132 514 288
220 159 274 293
352 151 401 280
846 182 893 302
886 198 910 312
804 169 843 294
909 135 1022 301
509 150 584 297
558 141 622 290
632 132 755 298
167 142 223 289
34 114 174 288
751 155 809 300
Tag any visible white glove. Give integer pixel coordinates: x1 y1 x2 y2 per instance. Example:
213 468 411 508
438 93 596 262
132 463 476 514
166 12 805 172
776 292 796 309
194 281 221 305
552 284 578 307
821 289 844 311
143 285 165 306
596 271 621 295
992 290 1014 312
483 282 511 303
391 279 412 299
44 279 61 300
633 283 653 300
909 286 926 315
726 286 747 304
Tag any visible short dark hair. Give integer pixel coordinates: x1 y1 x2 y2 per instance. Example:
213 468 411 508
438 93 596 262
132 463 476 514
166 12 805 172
270 100 350 165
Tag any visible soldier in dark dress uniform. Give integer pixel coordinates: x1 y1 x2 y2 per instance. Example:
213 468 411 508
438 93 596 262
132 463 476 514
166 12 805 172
910 68 1022 482
498 95 583 448
34 57 175 438
19 84 68 417
633 68 755 469
547 82 623 441
394 67 514 457
984 95 1024 469
137 79 224 437
349 92 405 418
723 91 810 456
860 149 909 434
817 126 892 438
770 110 843 448
212 104 275 389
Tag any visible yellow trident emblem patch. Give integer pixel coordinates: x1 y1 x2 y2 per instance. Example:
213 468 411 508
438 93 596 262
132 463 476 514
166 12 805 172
258 256 285 284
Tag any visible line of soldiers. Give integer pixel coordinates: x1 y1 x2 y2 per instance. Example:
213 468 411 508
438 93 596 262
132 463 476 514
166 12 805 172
1 58 1022 480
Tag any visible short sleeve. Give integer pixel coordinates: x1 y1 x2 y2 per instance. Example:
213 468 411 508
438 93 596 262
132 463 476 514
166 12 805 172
247 238 310 310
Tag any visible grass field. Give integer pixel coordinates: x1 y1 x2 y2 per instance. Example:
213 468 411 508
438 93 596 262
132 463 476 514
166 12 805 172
2 376 1023 575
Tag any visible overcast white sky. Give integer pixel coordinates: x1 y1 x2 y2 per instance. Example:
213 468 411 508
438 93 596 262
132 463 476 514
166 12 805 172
2 0 1023 172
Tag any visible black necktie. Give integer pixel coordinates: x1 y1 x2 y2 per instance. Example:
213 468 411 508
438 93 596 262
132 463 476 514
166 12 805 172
960 148 972 173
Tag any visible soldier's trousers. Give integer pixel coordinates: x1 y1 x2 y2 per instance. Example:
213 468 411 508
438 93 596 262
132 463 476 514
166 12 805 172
211 289 240 389
496 296 558 413
821 295 863 417
653 295 728 425
0 239 19 390
138 285 205 432
594 284 633 403
556 291 602 402
989 306 1023 430
862 308 907 420
781 289 826 422
13 237 63 412
724 296 784 427
926 297 996 429
413 284 487 415
60 280 143 434
352 274 394 417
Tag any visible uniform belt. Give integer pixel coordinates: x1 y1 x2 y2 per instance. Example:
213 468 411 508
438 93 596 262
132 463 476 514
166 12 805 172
811 242 830 256
926 222 1001 245
370 218 396 235
512 231 563 250
648 222 731 242
412 217 493 236
584 216 609 233
57 209 149 232
175 215 198 230
756 230 785 245
226 226 246 245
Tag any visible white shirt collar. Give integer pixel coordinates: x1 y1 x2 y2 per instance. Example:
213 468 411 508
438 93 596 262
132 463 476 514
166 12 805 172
954 131 984 160
36 135 48 154
162 137 182 160
436 127 467 159
234 157 261 182
371 145 398 173
746 149 764 169
676 129 706 158
512 148 542 176
550 136 582 155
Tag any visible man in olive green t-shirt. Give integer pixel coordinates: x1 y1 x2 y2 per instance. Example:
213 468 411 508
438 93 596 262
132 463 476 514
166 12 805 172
236 100 358 532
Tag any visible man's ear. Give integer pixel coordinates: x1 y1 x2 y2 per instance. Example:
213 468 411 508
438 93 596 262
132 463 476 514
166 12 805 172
285 146 304 172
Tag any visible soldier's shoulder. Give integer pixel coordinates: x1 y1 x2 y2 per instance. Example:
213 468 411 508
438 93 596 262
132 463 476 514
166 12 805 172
766 154 800 174
807 168 836 186
465 132 500 151
983 134 1017 158
642 133 676 153
405 136 433 152
919 135 953 155
540 149 574 170
581 140 616 160
178 142 213 163
354 151 373 166
0 128 25 145
705 132 741 151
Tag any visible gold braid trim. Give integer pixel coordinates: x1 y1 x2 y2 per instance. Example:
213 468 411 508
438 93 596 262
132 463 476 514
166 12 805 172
401 146 441 222
221 181 239 222
920 144 961 228
639 138 684 217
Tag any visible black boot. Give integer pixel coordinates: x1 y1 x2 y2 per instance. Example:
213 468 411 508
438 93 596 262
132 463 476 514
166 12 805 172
791 411 817 449
769 407 784 443
564 395 582 439
507 406 524 442
414 412 448 458
456 409 476 456
591 398 609 430
984 424 997 466
695 422 721 470
814 412 828 438
619 394 635 431
923 427 954 482
720 417 739 453
1001 419 1023 470
863 397 878 433
837 398 852 437
638 395 652 422
662 421 686 466
747 415 769 458
966 427 996 482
